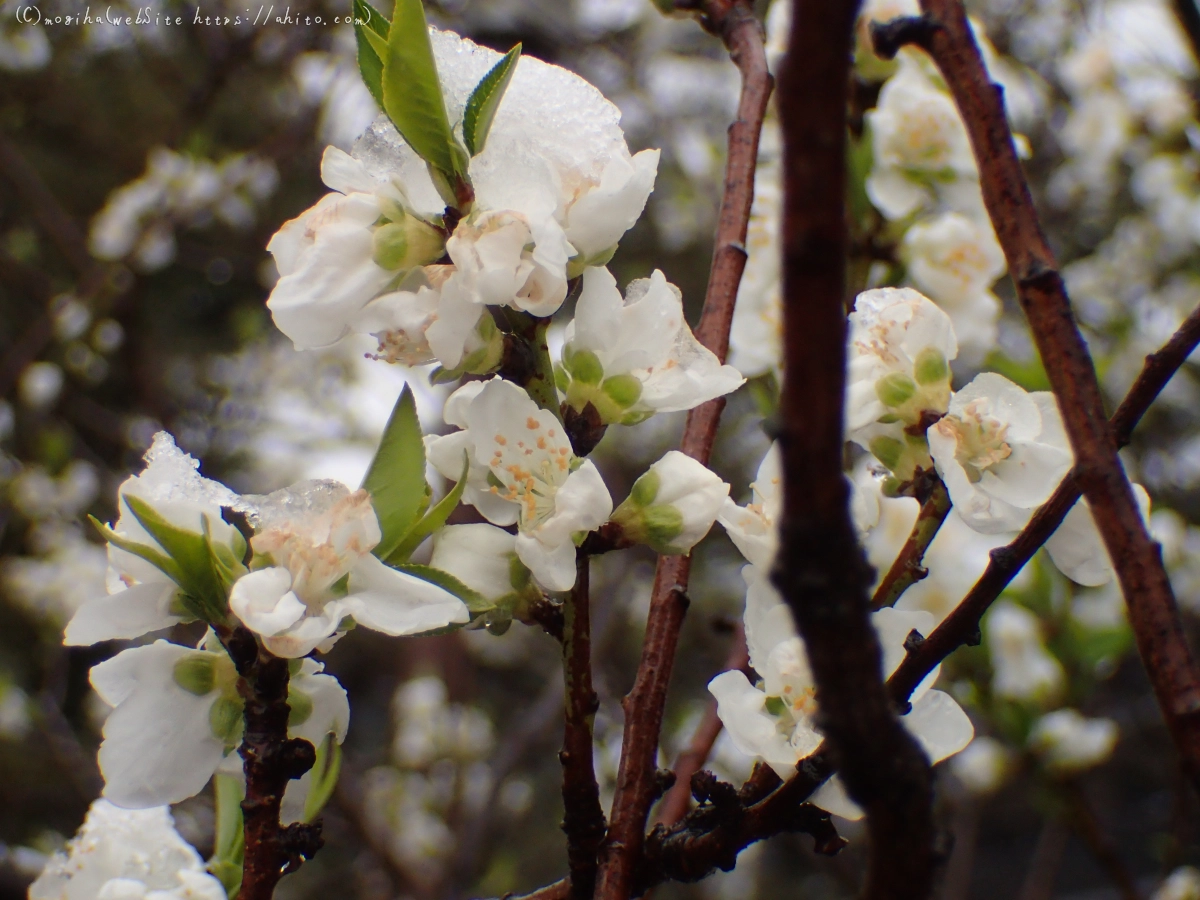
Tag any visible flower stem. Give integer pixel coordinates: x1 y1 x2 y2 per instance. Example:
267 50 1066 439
498 309 563 421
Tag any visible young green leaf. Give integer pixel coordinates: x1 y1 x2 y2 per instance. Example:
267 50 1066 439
462 43 521 156
386 452 469 563
380 0 463 178
121 496 229 620
302 734 343 823
392 562 490 612
88 515 184 587
352 0 390 108
207 773 244 897
362 384 428 560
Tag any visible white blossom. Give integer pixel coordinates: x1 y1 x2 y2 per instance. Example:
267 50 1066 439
231 480 469 658
1028 708 1119 773
846 288 957 477
1154 867 1200 900
709 566 973 820
0 2 50 72
28 800 225 900
561 267 744 424
717 443 781 569
929 373 1073 534
426 378 612 591
610 451 730 554
65 433 241 646
865 54 977 220
271 26 660 357
949 735 1011 795
90 637 348 808
986 601 1064 703
901 212 1005 363
1047 483 1152 586
428 523 540 611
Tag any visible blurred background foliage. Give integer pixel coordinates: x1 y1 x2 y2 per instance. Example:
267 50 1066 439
3 0 1200 898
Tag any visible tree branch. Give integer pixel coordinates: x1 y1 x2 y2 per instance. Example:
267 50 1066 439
875 0 1200 787
1172 0 1200 74
776 0 938 897
871 476 952 609
220 626 321 900
655 624 750 827
593 3 772 896
890 300 1200 706
561 550 605 900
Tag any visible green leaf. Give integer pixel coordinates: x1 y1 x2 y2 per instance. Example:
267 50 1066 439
302 734 343 823
362 384 429 560
122 496 228 620
89 515 184 586
463 43 521 156
352 0 390 108
380 0 463 178
392 562 490 612
208 773 245 898
387 453 469 563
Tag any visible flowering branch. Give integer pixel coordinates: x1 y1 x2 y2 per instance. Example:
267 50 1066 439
890 299 1200 704
870 476 952 609
560 549 605 899
219 626 322 900
874 1 1200 784
774 1 940 898
594 3 772 896
655 625 749 827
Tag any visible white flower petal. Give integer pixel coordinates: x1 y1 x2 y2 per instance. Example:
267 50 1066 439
229 567 307 637
64 581 182 646
90 643 228 808
343 553 470 635
904 688 974 764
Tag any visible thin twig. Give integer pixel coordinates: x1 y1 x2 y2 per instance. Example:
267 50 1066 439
561 550 605 900
1017 817 1069 900
655 625 749 827
593 3 772 896
871 476 952 609
1172 0 1200 73
1063 780 1144 900
514 298 1200 900
878 0 1200 785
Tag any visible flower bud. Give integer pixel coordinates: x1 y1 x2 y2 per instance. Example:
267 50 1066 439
566 348 604 385
172 653 216 696
610 451 730 555
371 214 446 273
876 372 918 408
1028 708 1117 774
912 346 949 386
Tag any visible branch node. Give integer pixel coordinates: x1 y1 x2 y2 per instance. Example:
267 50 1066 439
869 14 941 58
903 629 926 654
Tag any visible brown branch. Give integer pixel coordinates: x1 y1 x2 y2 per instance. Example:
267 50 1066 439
513 300 1200 900
593 4 773 896
1017 818 1069 900
776 0 938 897
219 626 321 900
560 550 605 900
655 624 750 827
871 476 952 609
876 0 1200 786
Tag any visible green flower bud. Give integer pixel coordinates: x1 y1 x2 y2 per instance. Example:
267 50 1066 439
288 690 313 728
601 374 643 409
173 654 216 696
870 435 905 471
209 696 244 746
876 372 917 408
567 349 604 385
372 215 445 272
629 470 661 508
764 695 787 717
642 505 685 551
912 347 949 386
